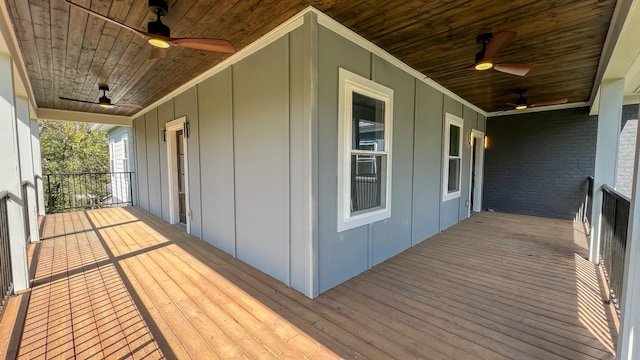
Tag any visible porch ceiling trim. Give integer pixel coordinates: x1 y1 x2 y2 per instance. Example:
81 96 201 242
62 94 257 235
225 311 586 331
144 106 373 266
314 10 487 117
37 108 132 126
134 6 488 120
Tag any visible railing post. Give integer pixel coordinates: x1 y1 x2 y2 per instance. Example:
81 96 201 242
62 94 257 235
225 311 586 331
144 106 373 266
0 195 13 316
46 174 51 213
129 172 134 206
21 183 30 244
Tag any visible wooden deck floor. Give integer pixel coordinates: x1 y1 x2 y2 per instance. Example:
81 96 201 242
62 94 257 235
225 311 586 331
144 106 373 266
16 207 617 359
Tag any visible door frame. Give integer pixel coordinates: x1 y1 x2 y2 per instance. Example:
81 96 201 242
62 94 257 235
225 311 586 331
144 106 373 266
468 128 485 216
165 116 190 232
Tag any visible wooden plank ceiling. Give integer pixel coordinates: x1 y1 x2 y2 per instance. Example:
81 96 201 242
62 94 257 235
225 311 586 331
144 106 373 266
5 0 616 116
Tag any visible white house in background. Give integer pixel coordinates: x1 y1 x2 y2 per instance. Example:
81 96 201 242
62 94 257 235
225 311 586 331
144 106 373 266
92 124 135 206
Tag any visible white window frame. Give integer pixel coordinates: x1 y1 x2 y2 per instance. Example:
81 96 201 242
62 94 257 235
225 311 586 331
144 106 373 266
443 113 463 201
337 68 393 232
468 128 485 216
121 135 129 172
109 141 115 173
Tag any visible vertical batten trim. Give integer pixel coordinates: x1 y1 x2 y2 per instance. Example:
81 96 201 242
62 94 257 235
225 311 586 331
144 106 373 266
410 77 418 246
230 65 238 258
195 86 204 238
284 34 291 287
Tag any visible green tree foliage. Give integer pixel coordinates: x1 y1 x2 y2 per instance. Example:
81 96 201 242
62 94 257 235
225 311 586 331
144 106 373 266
39 120 110 212
39 119 109 174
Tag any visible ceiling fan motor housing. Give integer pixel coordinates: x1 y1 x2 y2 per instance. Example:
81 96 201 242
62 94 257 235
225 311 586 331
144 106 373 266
516 89 527 105
148 20 170 37
98 95 112 106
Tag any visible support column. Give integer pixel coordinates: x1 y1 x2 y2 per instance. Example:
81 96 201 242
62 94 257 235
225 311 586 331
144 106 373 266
590 79 624 263
16 97 38 242
0 53 29 291
617 98 640 360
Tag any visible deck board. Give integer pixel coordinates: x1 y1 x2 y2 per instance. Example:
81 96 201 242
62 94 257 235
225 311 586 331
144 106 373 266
16 207 617 359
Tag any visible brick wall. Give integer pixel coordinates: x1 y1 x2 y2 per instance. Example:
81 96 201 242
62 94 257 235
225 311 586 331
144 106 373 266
615 104 639 198
483 107 597 220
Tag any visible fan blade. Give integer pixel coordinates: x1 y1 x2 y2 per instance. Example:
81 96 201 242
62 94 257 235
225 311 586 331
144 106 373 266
65 0 148 40
530 98 568 107
171 38 236 53
114 103 144 109
149 47 168 59
494 63 531 76
59 96 100 105
482 31 517 62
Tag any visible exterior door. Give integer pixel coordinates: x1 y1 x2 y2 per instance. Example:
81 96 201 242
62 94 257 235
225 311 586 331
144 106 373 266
165 117 190 231
469 129 485 215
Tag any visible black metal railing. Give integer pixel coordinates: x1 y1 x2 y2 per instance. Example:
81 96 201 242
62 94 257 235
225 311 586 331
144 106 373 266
22 182 31 244
0 191 14 315
599 184 631 314
44 172 134 213
34 174 42 215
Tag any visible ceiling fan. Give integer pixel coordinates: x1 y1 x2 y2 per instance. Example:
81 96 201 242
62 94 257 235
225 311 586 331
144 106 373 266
508 89 568 110
64 0 236 59
439 32 531 77
60 85 143 109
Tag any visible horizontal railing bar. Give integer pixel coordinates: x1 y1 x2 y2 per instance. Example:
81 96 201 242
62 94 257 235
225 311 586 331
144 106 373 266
43 172 135 213
0 190 23 206
601 184 630 204
21 180 35 188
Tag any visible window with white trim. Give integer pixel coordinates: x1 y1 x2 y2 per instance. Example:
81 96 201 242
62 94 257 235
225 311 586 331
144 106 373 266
443 113 463 201
109 141 115 173
337 68 393 232
121 137 129 172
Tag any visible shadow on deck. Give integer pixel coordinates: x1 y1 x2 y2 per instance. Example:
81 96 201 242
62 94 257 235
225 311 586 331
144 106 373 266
15 207 617 359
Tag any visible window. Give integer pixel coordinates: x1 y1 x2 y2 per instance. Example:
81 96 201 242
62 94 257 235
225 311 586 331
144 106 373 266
109 142 115 173
337 68 393 232
443 113 463 201
121 137 129 172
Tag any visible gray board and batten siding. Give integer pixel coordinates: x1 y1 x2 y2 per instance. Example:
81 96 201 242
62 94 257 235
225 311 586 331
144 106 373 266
131 12 485 298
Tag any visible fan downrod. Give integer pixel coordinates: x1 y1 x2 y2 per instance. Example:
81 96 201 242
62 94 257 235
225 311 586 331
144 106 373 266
475 33 492 63
148 0 168 17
